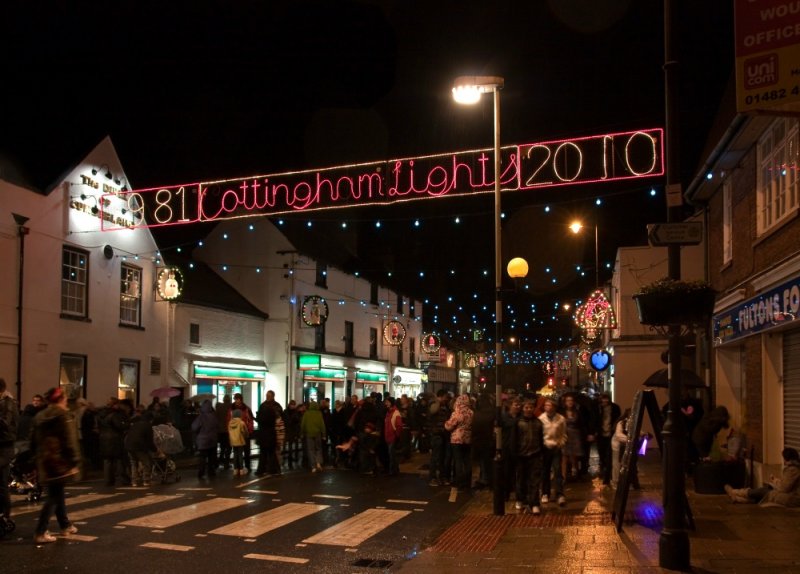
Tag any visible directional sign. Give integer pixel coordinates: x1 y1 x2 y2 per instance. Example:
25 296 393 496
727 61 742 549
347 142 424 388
647 222 703 246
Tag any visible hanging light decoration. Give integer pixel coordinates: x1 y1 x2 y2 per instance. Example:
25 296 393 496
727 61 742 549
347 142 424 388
574 290 618 331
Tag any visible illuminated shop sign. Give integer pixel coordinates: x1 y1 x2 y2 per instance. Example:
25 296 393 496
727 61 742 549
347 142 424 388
71 174 138 229
100 128 663 231
713 272 800 345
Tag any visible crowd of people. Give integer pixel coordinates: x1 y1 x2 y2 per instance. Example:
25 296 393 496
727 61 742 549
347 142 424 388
2 376 800 545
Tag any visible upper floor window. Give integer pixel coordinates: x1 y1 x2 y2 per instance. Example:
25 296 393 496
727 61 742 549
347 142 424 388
190 322 200 345
409 337 416 367
369 327 378 359
396 295 404 314
722 179 733 265
61 246 88 318
344 321 354 356
758 117 799 235
315 261 328 288
120 264 142 326
370 282 379 306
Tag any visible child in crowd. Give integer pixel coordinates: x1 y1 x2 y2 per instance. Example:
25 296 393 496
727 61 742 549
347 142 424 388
228 409 248 476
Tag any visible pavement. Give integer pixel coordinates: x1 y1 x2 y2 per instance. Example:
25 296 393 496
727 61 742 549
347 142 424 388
394 451 800 574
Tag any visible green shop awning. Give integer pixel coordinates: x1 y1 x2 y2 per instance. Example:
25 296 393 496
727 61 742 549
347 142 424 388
303 368 346 381
355 371 388 384
194 365 267 381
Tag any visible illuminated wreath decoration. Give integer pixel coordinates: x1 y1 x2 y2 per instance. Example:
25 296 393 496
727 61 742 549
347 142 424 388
422 332 441 354
464 353 479 368
302 295 329 327
157 267 184 301
383 320 407 346
574 290 618 331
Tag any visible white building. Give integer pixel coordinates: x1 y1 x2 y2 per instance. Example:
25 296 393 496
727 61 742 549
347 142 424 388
1 137 170 405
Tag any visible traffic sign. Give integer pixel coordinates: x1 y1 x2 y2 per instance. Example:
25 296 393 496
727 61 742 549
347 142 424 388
647 222 703 246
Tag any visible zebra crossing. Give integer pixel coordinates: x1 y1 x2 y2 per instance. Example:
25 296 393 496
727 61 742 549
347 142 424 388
8 481 437 566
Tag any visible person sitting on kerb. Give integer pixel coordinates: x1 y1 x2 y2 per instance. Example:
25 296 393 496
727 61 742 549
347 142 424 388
724 447 800 507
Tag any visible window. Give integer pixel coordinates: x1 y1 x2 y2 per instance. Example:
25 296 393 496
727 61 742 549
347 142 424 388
409 337 416 367
61 246 89 317
370 282 378 306
344 321 354 355
119 359 139 402
59 353 86 399
757 117 799 235
190 322 200 345
369 327 378 359
722 179 733 265
409 302 416 319
314 321 326 352
397 344 404 366
315 261 328 288
396 295 404 314
120 264 142 326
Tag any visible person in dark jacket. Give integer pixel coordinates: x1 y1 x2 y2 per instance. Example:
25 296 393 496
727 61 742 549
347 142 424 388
471 394 495 489
595 393 622 485
514 399 545 515
255 398 280 476
692 405 730 460
0 378 18 533
98 398 131 486
427 389 453 486
215 395 232 469
125 410 157 486
191 400 218 479
501 398 522 500
31 387 81 544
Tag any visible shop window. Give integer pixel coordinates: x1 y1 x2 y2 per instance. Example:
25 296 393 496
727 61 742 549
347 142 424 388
316 261 328 288
190 322 200 345
61 246 89 318
120 263 142 326
409 337 416 367
723 179 732 265
344 321 354 355
119 359 139 402
757 117 799 236
59 353 86 399
370 327 378 359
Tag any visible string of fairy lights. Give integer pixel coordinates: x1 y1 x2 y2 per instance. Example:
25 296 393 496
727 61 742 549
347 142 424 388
109 184 662 368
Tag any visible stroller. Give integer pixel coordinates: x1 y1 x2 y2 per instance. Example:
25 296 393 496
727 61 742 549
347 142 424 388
151 424 183 484
9 444 41 503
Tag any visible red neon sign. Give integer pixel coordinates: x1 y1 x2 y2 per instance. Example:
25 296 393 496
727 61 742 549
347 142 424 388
101 128 663 230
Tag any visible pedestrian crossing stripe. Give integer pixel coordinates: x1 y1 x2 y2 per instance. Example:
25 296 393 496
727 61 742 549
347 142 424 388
69 495 180 521
141 542 194 552
120 497 251 529
302 508 412 546
13 493 121 516
312 494 350 500
244 553 309 564
209 503 329 538
387 499 428 505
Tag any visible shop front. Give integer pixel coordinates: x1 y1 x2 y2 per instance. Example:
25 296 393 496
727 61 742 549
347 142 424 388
392 366 424 398
301 367 347 404
193 361 267 409
426 364 458 395
355 371 389 398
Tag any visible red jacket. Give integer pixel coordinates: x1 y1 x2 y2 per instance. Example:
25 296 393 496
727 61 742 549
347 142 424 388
384 407 403 444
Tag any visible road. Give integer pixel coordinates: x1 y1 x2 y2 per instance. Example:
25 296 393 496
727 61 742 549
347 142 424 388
3 460 470 573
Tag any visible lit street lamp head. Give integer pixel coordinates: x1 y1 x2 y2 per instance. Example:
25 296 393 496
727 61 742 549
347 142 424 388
452 75 504 104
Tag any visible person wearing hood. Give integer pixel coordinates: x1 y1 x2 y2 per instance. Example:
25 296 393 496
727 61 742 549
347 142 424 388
725 447 800 507
444 394 473 491
191 400 218 480
31 387 81 544
301 401 326 472
125 409 157 487
692 405 730 460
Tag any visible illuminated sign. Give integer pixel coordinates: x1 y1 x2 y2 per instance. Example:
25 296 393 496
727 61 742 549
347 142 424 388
383 320 407 346
101 128 664 231
297 354 322 370
301 295 329 327
71 173 139 229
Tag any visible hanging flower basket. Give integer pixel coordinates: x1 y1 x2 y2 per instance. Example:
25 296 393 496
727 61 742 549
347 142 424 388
633 278 716 326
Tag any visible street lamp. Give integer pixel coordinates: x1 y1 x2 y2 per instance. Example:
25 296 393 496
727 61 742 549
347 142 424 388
453 74 505 515
569 220 599 289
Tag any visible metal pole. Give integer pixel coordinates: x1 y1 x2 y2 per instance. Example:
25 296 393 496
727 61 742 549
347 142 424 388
659 0 690 569
492 86 505 516
594 224 599 289
15 223 29 403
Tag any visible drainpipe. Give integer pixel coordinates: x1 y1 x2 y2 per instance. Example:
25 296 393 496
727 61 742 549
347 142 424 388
12 213 30 403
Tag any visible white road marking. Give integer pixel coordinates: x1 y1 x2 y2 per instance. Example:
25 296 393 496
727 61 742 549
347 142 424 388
141 542 194 552
244 554 309 564
121 497 250 529
65 486 92 490
302 508 412 547
386 499 428 505
177 487 212 491
209 503 329 538
235 476 271 488
69 495 179 521
13 494 121 516
312 494 351 500
243 489 279 495
448 488 458 503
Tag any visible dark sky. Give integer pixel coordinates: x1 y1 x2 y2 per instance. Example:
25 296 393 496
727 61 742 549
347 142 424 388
0 1 735 360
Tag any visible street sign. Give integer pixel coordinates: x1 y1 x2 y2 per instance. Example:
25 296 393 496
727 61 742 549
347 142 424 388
647 222 703 246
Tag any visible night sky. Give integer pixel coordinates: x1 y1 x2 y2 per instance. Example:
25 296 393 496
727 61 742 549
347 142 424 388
0 1 735 361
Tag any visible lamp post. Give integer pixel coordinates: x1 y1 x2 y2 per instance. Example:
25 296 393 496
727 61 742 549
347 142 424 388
453 75 505 516
569 220 599 289
12 212 30 403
